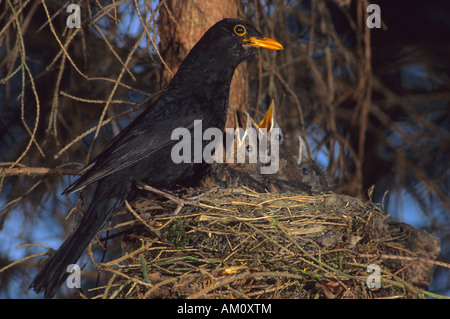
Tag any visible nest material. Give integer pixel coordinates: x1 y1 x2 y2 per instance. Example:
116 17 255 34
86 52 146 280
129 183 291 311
91 188 441 299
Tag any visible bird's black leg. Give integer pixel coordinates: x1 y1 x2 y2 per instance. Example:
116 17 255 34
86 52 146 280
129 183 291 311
135 181 195 215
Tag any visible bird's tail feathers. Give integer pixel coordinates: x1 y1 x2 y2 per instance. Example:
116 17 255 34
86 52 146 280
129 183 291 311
29 192 123 298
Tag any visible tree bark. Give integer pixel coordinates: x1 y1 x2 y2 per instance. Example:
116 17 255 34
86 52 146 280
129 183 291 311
158 0 247 128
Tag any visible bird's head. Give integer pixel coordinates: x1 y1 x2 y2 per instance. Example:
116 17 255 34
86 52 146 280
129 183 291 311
188 18 283 68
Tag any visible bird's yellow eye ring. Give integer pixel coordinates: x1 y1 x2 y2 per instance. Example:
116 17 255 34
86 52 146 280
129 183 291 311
234 24 246 36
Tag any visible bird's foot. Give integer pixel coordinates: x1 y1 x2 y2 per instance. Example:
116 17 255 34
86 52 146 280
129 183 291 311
135 182 197 215
183 186 219 201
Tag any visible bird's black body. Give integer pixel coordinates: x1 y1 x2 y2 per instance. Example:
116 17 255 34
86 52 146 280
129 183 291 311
29 18 282 298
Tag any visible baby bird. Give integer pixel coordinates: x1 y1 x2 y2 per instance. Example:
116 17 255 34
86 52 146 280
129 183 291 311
296 136 329 193
255 100 329 193
201 99 327 195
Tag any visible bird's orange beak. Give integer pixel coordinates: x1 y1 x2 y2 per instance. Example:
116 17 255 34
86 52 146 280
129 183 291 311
244 37 284 50
258 99 275 131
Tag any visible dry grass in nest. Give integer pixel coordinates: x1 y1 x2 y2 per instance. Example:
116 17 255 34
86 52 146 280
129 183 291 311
87 187 443 299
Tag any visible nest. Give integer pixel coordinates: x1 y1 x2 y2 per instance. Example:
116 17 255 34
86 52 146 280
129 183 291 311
90 187 441 299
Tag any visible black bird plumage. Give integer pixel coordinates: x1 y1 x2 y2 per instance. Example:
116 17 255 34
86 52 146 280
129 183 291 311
29 18 282 298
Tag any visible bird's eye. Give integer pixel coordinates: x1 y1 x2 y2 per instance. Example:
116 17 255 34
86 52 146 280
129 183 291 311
302 168 309 175
234 24 246 36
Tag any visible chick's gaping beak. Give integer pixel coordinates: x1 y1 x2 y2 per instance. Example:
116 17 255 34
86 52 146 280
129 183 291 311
244 37 284 50
258 99 275 130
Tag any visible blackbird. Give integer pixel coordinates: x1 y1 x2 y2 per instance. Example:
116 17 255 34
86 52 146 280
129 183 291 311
29 18 283 298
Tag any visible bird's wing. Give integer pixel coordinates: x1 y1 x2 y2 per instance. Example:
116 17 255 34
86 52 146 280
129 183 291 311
63 112 205 194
